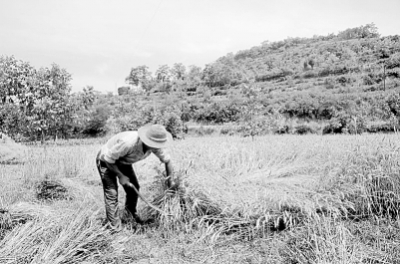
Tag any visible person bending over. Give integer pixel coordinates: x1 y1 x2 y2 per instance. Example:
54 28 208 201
96 124 174 231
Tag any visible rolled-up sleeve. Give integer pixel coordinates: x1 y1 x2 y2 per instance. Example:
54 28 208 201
103 140 130 164
152 148 171 163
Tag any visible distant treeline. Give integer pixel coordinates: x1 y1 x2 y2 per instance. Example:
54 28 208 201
2 23 400 140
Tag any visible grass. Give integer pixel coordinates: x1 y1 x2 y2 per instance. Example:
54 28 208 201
1 134 400 263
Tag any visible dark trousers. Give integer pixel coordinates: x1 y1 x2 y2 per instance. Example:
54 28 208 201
96 157 140 228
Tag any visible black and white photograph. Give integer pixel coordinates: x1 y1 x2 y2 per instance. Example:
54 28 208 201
1 0 400 263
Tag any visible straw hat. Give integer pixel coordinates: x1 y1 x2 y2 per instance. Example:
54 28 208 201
138 124 172 149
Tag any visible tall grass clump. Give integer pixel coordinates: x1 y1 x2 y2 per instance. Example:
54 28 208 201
333 136 400 219
139 170 309 241
282 216 364 263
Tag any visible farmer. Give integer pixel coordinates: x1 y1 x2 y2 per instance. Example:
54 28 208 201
96 124 174 231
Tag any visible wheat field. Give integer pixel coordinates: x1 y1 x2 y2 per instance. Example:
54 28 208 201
1 134 400 263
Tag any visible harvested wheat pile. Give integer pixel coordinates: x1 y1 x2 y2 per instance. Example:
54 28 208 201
0 133 27 164
0 203 129 263
0 202 53 241
36 180 72 201
0 208 32 240
0 133 26 164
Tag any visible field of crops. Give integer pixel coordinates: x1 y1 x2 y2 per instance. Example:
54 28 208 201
2 134 400 263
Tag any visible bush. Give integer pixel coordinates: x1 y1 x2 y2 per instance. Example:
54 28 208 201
323 112 366 134
386 53 400 69
192 102 241 124
366 121 396 133
387 68 400 78
104 115 141 134
237 118 268 137
220 125 236 136
362 74 374 85
294 124 316 134
153 111 185 139
318 67 331 77
187 125 217 136
81 106 110 136
322 120 343 134
346 116 367 134
324 77 336 89
386 92 400 116
302 71 317 79
274 124 290 134
336 76 348 86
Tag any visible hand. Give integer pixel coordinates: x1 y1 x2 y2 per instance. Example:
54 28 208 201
122 182 136 190
166 176 180 190
165 177 172 189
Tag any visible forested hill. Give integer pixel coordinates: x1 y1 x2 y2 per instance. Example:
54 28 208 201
203 23 399 94
85 23 400 137
176 23 400 135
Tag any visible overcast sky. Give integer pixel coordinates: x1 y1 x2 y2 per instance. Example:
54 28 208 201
1 0 399 93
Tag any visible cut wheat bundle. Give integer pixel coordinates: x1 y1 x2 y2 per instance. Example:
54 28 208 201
140 174 222 229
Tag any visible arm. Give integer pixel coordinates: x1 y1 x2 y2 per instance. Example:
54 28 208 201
164 160 174 188
152 148 175 188
103 161 131 186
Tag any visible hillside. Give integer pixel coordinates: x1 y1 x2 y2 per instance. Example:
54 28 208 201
204 23 399 93
113 23 400 136
2 23 400 141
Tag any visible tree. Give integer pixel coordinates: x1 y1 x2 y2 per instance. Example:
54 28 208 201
125 65 156 93
29 64 73 141
0 56 79 141
0 56 37 138
239 82 264 138
0 56 36 105
155 64 171 82
125 65 151 86
171 63 186 80
187 65 202 79
202 64 228 87
202 54 245 88
75 87 105 136
337 23 380 40
180 65 202 94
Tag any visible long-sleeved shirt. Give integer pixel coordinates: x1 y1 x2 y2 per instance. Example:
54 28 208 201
98 131 171 165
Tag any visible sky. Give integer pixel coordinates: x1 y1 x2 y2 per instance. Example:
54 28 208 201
1 0 399 93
